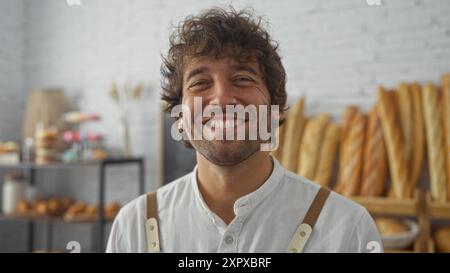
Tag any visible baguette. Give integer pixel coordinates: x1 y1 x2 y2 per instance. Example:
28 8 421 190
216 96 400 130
340 111 366 196
314 123 340 188
272 122 286 162
377 87 410 199
282 98 307 172
297 113 330 180
360 105 387 197
409 83 426 197
441 74 450 201
422 83 447 202
335 106 359 193
396 83 413 163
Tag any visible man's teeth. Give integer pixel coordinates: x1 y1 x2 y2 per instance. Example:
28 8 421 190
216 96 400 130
211 120 245 129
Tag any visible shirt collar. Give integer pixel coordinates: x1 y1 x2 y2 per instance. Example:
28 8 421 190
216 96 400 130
191 156 285 219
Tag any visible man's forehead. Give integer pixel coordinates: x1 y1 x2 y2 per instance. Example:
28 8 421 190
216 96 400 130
183 56 261 75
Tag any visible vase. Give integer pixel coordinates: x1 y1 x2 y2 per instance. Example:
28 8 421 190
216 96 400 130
120 115 131 157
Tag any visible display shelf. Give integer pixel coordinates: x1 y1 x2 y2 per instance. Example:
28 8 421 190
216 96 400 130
351 196 418 216
0 213 60 222
0 157 143 169
414 239 435 253
427 193 450 220
0 157 145 253
386 239 435 253
353 192 450 221
0 213 116 224
351 190 450 253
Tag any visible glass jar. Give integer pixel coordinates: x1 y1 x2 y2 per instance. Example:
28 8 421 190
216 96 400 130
2 172 25 214
22 137 35 163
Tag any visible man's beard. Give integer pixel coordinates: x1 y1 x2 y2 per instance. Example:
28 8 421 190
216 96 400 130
190 139 261 166
183 105 275 166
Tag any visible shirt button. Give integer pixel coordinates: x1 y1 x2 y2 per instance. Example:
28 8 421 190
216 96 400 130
225 235 234 244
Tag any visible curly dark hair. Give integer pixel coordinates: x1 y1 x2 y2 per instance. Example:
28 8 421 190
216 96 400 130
160 7 287 120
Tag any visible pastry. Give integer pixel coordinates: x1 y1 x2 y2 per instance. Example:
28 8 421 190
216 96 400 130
105 202 121 219
17 200 31 215
3 142 18 153
375 217 408 235
61 197 75 211
34 201 48 216
47 198 62 216
85 204 98 217
434 227 450 253
35 138 57 149
34 129 57 140
66 203 87 216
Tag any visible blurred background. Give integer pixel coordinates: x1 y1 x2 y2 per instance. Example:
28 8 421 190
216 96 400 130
0 0 449 253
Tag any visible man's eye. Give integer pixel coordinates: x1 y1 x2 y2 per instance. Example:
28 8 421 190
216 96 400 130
234 77 254 83
189 80 209 89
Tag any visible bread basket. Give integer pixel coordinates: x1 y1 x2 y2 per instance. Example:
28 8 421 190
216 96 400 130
380 219 419 250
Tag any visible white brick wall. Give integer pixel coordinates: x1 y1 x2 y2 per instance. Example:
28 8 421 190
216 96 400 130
0 0 27 252
1 0 450 252
21 0 450 185
0 0 26 142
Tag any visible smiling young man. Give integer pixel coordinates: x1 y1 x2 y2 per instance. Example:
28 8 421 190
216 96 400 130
106 7 382 253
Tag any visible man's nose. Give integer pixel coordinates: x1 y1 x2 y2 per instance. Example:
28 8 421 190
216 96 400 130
208 80 236 107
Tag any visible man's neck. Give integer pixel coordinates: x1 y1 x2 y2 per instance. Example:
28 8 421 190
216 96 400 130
196 151 274 225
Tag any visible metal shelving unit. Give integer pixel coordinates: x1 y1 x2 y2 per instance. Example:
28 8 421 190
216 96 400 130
0 157 145 253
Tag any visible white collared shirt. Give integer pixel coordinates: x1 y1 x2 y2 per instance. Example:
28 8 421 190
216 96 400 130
106 158 382 253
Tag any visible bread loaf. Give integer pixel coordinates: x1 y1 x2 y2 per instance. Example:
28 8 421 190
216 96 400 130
434 227 450 253
282 98 307 172
335 106 359 193
441 74 450 201
377 87 410 199
422 83 447 202
272 122 286 162
314 123 340 188
396 83 413 163
297 113 330 180
375 217 409 235
409 83 426 197
360 105 386 197
340 111 366 196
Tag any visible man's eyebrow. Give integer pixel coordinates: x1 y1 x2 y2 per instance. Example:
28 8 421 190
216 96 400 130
185 66 210 83
230 64 259 76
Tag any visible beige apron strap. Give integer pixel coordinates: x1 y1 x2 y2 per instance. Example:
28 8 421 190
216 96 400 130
146 192 161 253
287 187 330 253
